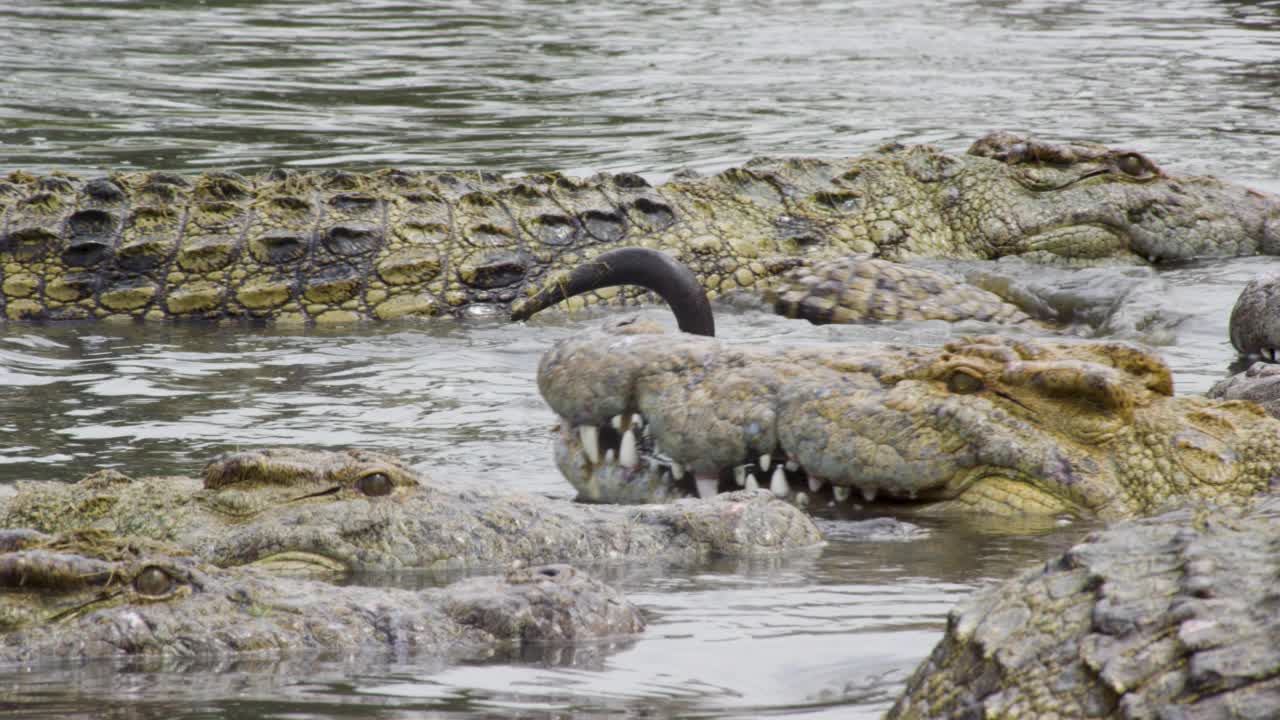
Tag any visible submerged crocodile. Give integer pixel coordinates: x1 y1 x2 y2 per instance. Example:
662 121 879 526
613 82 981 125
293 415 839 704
0 447 822 574
1161 274 1280 420
538 319 1280 518
2 132 1276 322
0 528 643 665
888 495 1280 719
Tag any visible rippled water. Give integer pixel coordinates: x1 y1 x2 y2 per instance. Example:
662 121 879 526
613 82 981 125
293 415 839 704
2 0 1280 717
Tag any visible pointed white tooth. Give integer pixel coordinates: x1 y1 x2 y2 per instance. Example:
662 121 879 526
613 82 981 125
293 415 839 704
610 414 623 431
807 474 825 493
795 492 809 508
861 486 878 502
769 465 789 497
745 473 759 492
695 474 719 499
759 453 772 472
579 426 600 464
671 461 685 480
619 429 638 468
734 465 746 487
631 413 644 429
785 460 799 472
833 486 851 502
604 448 616 465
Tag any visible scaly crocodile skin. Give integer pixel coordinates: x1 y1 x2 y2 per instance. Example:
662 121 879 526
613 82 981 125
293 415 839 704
1 447 823 573
538 320 1280 518
2 132 1276 322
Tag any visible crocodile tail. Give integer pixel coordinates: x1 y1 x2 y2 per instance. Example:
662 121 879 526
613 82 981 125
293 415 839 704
511 247 715 337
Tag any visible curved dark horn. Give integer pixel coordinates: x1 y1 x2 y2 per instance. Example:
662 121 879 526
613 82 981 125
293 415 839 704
511 247 715 337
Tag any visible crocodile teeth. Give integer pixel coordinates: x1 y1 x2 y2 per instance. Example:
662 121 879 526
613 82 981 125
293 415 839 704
734 465 746 487
744 473 759 492
604 448 616 465
861 486 878 503
785 460 799 472
695 474 720 499
619 429 638 469
769 465 788 497
759 453 772 472
671 461 685 480
833 486 851 502
807 474 825 493
631 413 644 429
579 426 600 464
795 492 809 508
610 414 623 431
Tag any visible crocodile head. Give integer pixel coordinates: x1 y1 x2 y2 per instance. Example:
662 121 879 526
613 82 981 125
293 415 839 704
0 529 643 664
935 132 1280 263
538 321 1280 519
2 448 423 575
651 131 1280 271
514 133 1280 320
2 447 822 573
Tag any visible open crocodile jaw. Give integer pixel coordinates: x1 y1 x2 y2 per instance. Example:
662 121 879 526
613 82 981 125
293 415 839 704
552 412 899 505
551 408 1065 515
537 326 1219 519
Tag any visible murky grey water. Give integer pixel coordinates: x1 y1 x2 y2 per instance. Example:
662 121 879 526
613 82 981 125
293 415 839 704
2 0 1279 717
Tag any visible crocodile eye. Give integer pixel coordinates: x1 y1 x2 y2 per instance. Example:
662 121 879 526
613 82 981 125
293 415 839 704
1115 153 1151 177
133 566 176 597
946 370 984 394
356 472 393 497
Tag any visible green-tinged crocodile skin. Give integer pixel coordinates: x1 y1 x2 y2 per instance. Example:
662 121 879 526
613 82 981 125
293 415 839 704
538 320 1280 518
0 447 823 574
0 528 643 665
2 131 1276 322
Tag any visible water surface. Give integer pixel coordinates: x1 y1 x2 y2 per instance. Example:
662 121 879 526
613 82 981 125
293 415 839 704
2 1 1280 717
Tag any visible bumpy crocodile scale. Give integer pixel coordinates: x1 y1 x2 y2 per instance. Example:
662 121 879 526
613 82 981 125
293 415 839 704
0 447 823 574
2 132 1276 322
888 496 1280 719
538 319 1280 518
0 528 643 665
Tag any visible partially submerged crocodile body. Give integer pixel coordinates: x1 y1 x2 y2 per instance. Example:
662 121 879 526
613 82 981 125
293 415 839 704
888 496 1280 719
0 528 643 665
538 320 1280 518
1 447 822 574
2 132 1276 322
1228 272 1280 360
1158 274 1280 420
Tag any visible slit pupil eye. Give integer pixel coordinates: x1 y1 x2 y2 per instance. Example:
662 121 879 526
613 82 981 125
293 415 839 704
134 566 174 597
356 472 393 497
1117 154 1147 176
947 371 983 394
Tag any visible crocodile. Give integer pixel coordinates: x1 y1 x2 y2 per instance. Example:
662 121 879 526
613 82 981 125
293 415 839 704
887 495 1280 719
1183 275 1280 419
1208 360 1280 419
0 528 643 665
1228 272 1280 361
0 447 823 574
538 319 1280 518
2 131 1276 323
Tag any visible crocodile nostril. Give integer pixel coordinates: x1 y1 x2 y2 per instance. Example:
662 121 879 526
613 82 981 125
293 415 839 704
537 567 560 577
